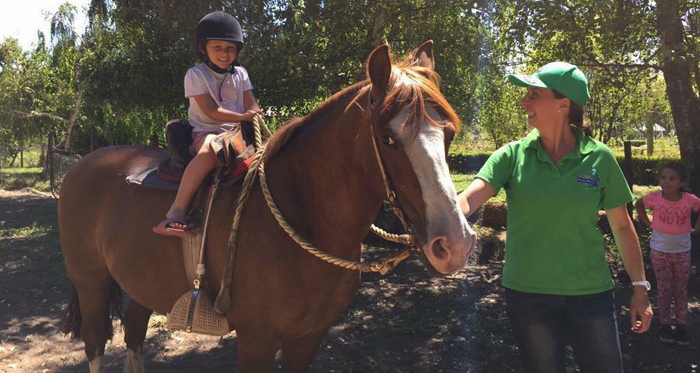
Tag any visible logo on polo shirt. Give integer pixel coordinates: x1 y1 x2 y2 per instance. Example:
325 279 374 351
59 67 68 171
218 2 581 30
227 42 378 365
577 169 600 187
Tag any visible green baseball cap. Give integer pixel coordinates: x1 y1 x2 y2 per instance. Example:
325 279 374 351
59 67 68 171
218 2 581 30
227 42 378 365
508 62 590 107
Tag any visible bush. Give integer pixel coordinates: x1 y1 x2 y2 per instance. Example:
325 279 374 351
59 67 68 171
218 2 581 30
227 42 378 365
613 154 680 186
446 151 680 186
448 152 492 174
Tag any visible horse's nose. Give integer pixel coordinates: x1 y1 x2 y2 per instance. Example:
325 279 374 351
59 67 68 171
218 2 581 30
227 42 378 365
427 231 472 275
428 236 451 261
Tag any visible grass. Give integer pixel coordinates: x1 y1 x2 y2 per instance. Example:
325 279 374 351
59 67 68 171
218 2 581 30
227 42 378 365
0 148 44 168
0 222 52 239
451 173 507 202
632 184 660 200
0 168 50 192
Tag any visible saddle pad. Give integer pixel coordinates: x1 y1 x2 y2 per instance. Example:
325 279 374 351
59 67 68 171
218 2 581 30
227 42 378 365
125 157 253 191
125 166 179 191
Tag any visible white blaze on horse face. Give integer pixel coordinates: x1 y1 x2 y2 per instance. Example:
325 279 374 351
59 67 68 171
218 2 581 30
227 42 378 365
389 106 475 274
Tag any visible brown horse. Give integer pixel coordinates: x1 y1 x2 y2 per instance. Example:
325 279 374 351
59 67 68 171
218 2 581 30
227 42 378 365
59 41 475 373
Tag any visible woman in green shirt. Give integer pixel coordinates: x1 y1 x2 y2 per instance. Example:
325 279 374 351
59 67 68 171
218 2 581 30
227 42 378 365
458 62 652 373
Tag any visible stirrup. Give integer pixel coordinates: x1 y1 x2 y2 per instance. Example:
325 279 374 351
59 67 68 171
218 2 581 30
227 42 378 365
167 279 230 336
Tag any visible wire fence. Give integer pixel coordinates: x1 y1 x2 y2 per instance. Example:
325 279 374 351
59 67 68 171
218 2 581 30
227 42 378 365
48 132 82 199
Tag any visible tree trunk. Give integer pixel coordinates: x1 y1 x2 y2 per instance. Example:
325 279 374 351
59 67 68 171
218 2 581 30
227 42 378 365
8 150 18 168
657 0 700 259
61 79 85 151
657 0 700 193
365 2 386 51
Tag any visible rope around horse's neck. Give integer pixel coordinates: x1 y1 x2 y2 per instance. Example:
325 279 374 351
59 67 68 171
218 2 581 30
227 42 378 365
214 115 415 312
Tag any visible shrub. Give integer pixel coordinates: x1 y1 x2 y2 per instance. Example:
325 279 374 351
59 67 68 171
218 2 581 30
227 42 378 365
446 151 680 186
613 154 681 186
447 152 492 174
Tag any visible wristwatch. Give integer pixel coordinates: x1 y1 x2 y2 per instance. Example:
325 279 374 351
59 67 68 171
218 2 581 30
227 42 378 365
632 280 651 291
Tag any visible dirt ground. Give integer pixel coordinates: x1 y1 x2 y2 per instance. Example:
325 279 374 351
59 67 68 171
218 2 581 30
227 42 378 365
1 188 699 373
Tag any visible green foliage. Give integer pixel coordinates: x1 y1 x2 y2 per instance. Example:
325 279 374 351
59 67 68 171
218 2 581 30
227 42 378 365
614 154 682 187
0 0 694 166
0 167 49 191
450 172 475 193
446 149 680 187
448 152 492 174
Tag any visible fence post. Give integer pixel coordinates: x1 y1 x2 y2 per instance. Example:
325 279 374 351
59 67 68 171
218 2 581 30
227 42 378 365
623 140 634 218
149 134 160 148
646 112 654 156
49 131 55 195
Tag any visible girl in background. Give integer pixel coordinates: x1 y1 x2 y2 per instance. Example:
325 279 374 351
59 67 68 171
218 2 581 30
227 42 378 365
636 161 700 345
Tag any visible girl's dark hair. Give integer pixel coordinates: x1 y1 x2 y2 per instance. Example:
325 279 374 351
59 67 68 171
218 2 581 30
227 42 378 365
553 90 590 135
659 161 690 191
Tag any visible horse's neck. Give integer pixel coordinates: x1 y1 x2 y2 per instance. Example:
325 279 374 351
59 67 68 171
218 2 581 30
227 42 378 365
266 111 385 250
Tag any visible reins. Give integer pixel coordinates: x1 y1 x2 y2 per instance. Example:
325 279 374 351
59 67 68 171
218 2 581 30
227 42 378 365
214 102 418 313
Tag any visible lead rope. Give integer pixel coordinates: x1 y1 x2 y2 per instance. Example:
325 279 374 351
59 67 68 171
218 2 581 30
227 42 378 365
214 114 416 313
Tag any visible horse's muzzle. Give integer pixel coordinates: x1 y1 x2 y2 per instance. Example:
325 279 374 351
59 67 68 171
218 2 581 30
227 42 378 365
423 224 475 275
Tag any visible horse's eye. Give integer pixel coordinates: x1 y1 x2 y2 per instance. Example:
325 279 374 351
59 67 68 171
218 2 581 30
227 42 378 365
382 136 396 146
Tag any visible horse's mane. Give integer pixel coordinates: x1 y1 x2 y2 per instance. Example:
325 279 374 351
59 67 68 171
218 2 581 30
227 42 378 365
369 54 462 140
263 49 461 159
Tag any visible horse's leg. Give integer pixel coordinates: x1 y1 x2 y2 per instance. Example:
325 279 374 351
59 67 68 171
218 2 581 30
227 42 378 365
236 330 280 373
280 328 329 373
123 299 153 373
75 279 118 373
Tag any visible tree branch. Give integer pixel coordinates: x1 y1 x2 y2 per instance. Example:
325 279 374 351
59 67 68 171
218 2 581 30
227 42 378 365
574 62 661 71
15 111 69 124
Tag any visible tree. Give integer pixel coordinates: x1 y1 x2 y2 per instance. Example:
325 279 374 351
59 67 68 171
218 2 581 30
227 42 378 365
656 0 700 193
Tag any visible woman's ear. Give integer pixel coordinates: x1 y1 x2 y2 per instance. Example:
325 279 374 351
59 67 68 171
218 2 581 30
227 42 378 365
559 98 571 113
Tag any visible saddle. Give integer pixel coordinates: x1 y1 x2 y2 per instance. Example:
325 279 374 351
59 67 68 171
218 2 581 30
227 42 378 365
125 119 261 336
126 119 256 190
158 119 195 183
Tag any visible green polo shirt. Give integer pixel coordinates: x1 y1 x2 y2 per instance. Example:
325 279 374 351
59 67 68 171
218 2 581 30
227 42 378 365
477 126 633 295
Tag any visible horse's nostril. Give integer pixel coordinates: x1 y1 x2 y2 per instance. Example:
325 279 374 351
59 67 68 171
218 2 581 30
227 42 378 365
430 237 450 261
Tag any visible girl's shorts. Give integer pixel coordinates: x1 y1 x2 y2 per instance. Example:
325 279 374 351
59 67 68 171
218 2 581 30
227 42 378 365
189 131 220 155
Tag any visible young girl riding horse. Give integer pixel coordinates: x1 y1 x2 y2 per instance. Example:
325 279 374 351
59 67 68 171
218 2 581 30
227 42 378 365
153 11 262 238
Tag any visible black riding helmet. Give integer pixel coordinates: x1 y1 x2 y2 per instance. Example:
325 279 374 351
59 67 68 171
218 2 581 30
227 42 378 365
196 12 244 73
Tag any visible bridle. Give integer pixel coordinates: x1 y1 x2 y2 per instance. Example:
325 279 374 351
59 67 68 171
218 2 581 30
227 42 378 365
214 87 421 313
366 90 419 247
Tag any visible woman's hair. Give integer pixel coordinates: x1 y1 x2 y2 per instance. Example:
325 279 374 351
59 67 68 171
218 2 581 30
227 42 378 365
659 161 690 191
553 90 591 135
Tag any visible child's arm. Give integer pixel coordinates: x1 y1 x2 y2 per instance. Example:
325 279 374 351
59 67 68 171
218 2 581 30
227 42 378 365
634 198 652 228
193 93 261 123
693 217 700 234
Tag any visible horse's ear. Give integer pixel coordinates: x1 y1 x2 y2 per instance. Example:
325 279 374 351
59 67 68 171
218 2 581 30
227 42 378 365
367 44 392 99
413 40 435 70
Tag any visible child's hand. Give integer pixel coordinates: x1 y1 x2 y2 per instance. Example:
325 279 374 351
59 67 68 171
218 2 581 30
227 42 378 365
244 109 263 119
692 227 700 235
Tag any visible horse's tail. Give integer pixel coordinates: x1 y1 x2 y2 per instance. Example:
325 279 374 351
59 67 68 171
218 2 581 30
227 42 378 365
61 281 125 340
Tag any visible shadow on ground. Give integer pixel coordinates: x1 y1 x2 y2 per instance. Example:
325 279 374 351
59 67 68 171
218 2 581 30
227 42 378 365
0 190 698 372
